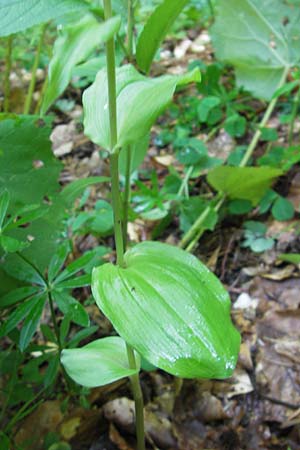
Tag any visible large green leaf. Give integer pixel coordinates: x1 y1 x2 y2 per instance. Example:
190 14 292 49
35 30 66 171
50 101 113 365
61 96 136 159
61 336 140 387
211 0 300 99
0 0 90 37
207 166 283 205
136 0 189 73
83 64 200 150
41 15 121 114
92 242 240 379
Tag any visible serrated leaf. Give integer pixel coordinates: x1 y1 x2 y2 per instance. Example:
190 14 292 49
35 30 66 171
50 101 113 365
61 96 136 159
207 166 283 205
19 296 46 351
61 336 140 387
0 0 90 37
83 64 200 150
136 0 189 73
211 0 300 99
41 15 121 114
92 241 240 379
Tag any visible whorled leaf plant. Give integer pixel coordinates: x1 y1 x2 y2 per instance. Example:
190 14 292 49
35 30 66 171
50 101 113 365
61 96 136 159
61 1 240 449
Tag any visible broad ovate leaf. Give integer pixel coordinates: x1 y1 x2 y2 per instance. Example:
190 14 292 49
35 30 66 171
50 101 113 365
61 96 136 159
83 64 200 150
136 0 189 73
61 336 140 387
92 241 240 379
207 166 283 205
211 0 300 99
0 0 89 37
41 15 121 114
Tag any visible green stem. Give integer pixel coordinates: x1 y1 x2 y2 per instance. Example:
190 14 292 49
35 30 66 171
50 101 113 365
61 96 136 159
288 83 300 145
207 0 214 18
180 68 290 251
240 67 289 167
23 24 47 114
48 292 62 353
126 344 146 450
35 75 48 115
123 145 132 248
127 0 134 60
4 36 13 113
104 3 145 449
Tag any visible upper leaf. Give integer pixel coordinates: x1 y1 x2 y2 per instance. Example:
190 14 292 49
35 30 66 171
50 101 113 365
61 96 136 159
0 0 90 37
92 241 240 379
41 15 121 114
61 336 140 387
136 0 189 73
83 64 200 151
207 166 283 205
211 0 300 99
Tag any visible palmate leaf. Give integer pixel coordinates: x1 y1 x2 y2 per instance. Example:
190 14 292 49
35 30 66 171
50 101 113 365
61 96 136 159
0 0 89 37
41 15 121 114
83 64 200 151
136 0 189 74
61 336 140 387
211 0 300 99
207 166 283 205
92 242 240 379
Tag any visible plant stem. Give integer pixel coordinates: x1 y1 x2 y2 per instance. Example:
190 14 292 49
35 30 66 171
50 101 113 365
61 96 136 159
123 145 132 248
24 23 47 114
48 292 62 353
180 68 290 251
104 3 145 448
126 344 146 450
127 0 134 60
240 67 289 167
4 36 13 113
288 83 300 145
207 0 214 18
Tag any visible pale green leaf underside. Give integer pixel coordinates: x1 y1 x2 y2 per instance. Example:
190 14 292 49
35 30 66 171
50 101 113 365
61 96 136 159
207 166 283 205
136 0 189 73
92 241 240 379
83 64 200 150
41 15 121 114
0 0 89 37
61 336 140 387
211 0 300 99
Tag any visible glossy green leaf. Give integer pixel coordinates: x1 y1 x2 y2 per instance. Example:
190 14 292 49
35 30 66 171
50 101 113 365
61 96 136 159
57 274 91 289
54 292 89 327
48 241 70 282
19 296 46 351
136 0 189 73
0 190 9 229
41 15 121 114
83 64 200 150
92 241 240 379
0 0 89 37
211 0 300 99
0 295 43 338
0 286 39 309
61 336 141 387
207 166 283 205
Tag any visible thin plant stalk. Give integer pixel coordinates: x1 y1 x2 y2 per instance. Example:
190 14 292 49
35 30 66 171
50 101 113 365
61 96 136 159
4 36 13 113
24 23 47 114
48 292 62 353
180 68 289 251
288 83 300 145
103 1 145 448
207 0 215 18
123 144 132 248
127 0 134 60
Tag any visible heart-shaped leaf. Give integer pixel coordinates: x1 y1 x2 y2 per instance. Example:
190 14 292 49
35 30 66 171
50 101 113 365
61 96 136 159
92 241 240 379
83 64 200 151
61 336 140 387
